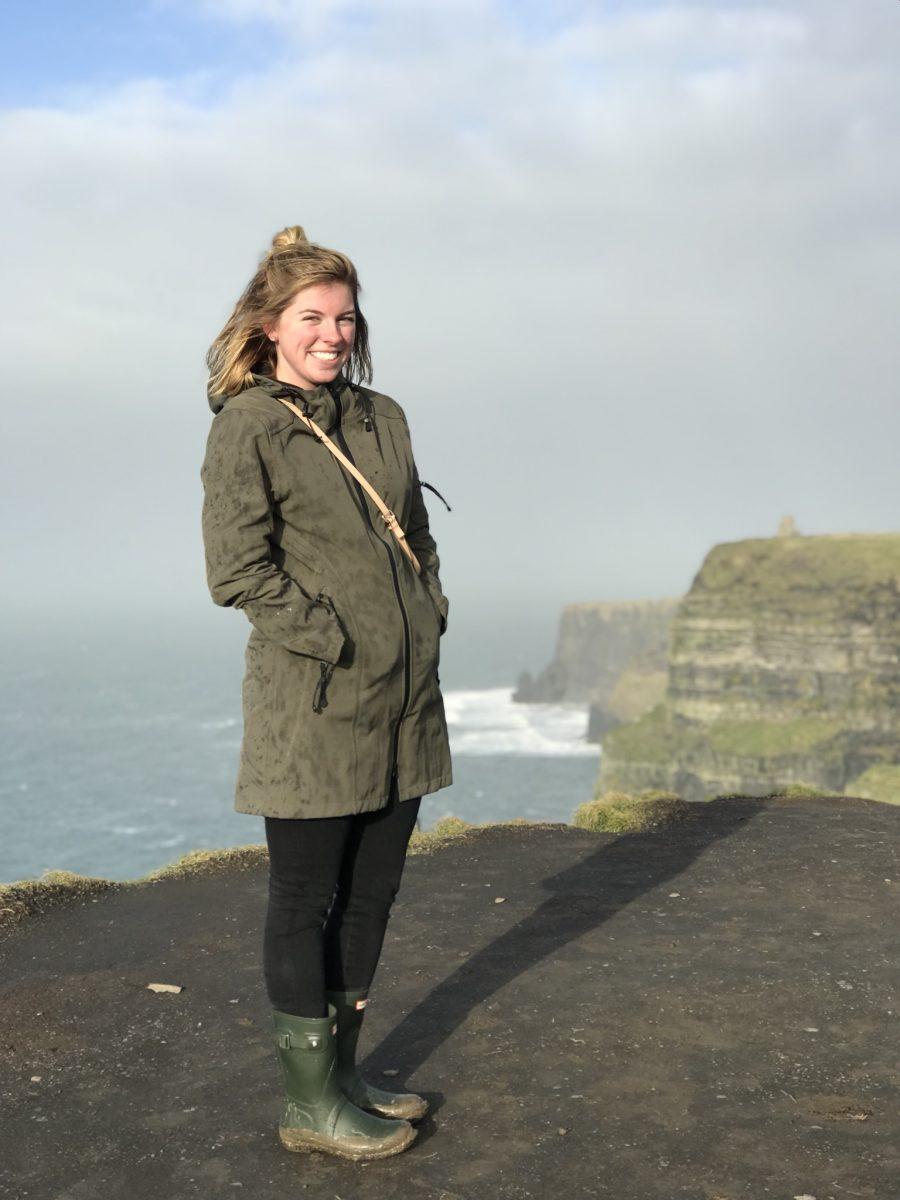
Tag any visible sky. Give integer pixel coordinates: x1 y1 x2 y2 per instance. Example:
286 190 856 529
1 0 898 676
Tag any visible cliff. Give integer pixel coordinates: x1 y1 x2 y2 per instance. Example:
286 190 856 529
514 598 680 731
598 531 900 802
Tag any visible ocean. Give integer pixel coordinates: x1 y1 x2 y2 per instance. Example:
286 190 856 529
0 612 599 885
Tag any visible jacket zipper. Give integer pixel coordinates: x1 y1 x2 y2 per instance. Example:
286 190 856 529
331 423 412 784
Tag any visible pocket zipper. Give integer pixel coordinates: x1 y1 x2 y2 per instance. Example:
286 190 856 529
312 661 335 713
312 592 337 713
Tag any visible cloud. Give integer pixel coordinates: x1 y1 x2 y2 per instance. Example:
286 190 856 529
2 0 898 613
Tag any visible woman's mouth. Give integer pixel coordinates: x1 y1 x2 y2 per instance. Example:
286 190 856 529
309 350 342 362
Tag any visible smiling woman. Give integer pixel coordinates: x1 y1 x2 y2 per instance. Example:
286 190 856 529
206 226 373 401
201 225 451 1162
265 282 359 391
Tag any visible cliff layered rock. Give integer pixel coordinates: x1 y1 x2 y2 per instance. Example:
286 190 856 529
598 531 900 802
514 599 680 732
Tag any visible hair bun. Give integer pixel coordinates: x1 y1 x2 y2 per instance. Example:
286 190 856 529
270 225 309 251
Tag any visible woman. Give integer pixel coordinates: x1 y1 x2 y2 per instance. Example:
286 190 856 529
201 226 452 1161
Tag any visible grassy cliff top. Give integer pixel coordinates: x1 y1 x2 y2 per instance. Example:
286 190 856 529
685 531 900 614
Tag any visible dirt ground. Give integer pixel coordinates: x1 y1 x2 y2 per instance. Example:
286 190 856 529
1 794 897 1200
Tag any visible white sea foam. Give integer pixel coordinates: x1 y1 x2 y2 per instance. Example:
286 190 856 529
443 687 598 757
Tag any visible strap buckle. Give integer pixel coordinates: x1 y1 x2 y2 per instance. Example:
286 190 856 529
276 1031 323 1050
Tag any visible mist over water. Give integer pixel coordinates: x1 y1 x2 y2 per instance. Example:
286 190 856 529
0 609 598 885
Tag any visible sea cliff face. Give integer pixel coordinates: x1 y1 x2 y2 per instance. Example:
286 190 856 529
514 599 680 728
598 532 900 802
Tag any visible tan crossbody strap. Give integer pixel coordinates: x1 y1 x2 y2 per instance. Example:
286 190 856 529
274 396 422 576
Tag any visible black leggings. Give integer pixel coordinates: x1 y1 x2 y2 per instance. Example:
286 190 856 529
263 786 421 1017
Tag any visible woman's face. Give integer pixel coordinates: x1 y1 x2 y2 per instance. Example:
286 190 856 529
265 280 356 391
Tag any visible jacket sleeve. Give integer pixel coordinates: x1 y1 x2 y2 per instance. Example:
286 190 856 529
200 407 346 663
407 462 449 636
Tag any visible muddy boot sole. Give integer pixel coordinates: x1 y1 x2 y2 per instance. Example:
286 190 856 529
359 1091 429 1122
278 1119 417 1161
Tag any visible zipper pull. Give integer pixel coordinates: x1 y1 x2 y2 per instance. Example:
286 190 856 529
312 661 335 713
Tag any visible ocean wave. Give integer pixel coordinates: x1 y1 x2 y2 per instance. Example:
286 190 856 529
443 687 598 757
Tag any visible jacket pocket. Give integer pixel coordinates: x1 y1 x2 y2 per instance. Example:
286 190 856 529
275 533 353 653
278 533 345 608
421 574 449 636
274 539 358 721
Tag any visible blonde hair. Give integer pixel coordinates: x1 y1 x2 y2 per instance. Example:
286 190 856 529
206 225 372 400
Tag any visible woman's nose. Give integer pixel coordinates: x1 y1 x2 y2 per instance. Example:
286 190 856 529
319 320 344 344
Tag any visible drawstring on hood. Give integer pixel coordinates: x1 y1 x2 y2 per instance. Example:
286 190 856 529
420 481 451 512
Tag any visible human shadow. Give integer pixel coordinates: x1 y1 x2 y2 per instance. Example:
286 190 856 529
369 795 769 1083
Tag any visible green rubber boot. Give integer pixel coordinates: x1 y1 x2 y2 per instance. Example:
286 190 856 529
325 988 429 1123
272 1005 416 1160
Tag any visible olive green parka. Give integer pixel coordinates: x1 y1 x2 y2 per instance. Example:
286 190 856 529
200 372 453 818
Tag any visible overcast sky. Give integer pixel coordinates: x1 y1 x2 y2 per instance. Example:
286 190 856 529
2 1 898 665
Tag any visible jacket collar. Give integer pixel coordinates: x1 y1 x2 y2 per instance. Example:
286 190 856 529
250 372 366 435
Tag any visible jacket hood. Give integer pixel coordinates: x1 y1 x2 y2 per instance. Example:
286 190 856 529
208 371 372 436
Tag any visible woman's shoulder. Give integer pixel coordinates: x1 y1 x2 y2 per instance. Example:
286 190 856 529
211 386 295 436
354 383 408 425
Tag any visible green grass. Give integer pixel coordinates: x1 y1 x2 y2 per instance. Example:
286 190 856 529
602 702 846 764
844 764 900 805
768 782 845 799
705 716 844 756
601 702 698 764
572 789 692 833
